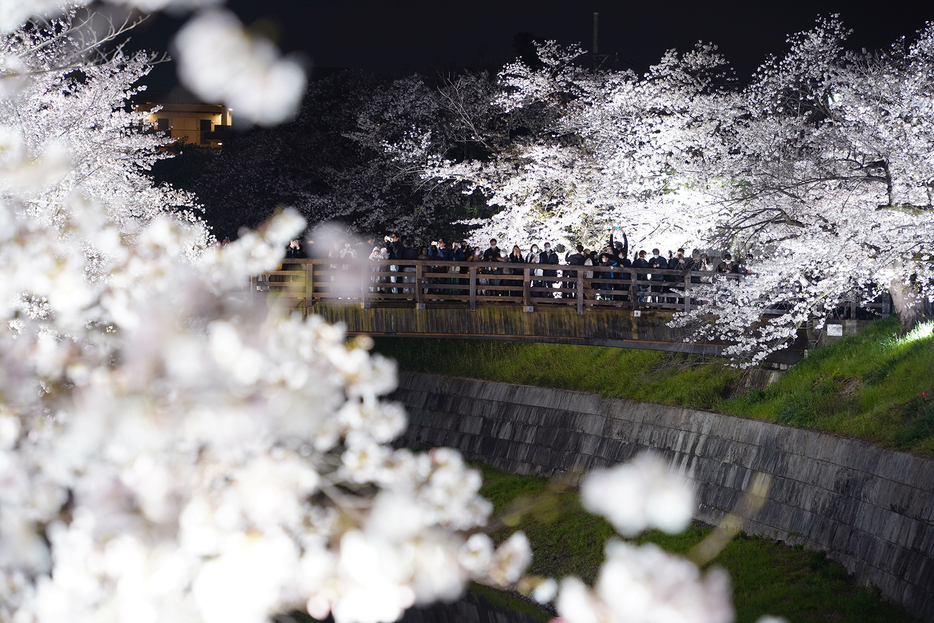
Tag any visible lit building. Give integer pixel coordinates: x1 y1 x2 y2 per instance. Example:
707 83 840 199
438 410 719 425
136 102 233 148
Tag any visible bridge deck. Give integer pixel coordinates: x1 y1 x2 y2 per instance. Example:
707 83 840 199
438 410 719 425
253 259 887 363
255 258 745 314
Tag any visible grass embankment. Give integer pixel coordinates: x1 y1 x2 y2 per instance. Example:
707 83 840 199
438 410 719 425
373 316 934 457
477 462 917 623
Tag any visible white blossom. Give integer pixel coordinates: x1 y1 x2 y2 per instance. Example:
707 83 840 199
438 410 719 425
0 4 766 623
173 9 306 126
581 452 695 536
556 541 734 623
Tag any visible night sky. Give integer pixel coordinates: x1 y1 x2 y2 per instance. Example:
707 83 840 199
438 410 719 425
130 0 933 95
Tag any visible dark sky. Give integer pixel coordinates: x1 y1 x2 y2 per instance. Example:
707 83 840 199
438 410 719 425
131 0 933 94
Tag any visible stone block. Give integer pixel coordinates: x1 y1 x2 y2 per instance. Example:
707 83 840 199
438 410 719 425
595 437 621 460
493 420 513 441
602 417 632 440
600 398 642 423
909 458 934 494
576 412 607 436
457 415 482 436
579 434 600 457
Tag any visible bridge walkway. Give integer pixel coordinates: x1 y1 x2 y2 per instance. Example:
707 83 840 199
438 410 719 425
251 259 889 363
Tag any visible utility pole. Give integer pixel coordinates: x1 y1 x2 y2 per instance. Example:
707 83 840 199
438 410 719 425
590 11 616 69
593 11 599 55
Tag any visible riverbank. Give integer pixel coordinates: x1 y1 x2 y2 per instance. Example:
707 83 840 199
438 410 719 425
392 372 934 620
374 316 934 457
476 462 917 623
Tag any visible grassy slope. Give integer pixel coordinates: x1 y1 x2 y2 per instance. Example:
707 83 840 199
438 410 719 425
477 462 918 623
374 316 934 456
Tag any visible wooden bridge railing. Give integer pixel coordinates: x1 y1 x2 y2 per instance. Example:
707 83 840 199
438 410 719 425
251 259 893 318
251 258 747 315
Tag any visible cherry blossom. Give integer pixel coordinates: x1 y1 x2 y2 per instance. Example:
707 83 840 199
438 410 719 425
581 452 695 537
0 4 747 623
172 9 306 126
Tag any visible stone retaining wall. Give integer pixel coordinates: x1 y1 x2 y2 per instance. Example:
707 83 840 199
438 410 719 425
395 372 934 621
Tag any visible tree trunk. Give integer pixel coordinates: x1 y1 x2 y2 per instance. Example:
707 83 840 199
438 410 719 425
889 277 925 333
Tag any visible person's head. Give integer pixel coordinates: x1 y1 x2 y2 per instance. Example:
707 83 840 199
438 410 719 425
652 248 660 256
576 244 584 253
639 250 646 258
543 243 551 251
391 232 399 241
490 239 497 248
692 249 701 260
723 252 732 261
530 244 539 254
438 240 446 248
512 245 521 255
677 248 685 257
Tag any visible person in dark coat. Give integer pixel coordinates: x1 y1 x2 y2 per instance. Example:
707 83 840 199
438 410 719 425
564 244 586 298
539 243 559 297
632 250 649 302
609 228 628 261
648 248 668 303
666 248 688 303
281 238 307 282
482 239 500 262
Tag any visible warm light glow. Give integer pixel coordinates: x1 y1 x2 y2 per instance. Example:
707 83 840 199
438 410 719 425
897 320 934 346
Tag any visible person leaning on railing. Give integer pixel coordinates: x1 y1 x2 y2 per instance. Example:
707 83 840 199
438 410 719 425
526 245 544 296
539 243 559 298
507 245 525 297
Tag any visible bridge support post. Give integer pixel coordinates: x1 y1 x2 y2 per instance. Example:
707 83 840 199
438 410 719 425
361 263 370 309
684 273 691 313
305 262 314 308
415 264 423 308
523 268 531 311
630 268 639 312
469 266 477 311
576 272 584 315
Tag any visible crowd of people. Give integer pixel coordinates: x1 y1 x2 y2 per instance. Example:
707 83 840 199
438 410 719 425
279 228 749 302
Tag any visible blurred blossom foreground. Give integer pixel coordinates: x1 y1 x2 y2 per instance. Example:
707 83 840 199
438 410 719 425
0 7 738 623
0 188 730 623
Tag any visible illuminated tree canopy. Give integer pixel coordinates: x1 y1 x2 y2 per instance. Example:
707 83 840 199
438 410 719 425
367 17 934 361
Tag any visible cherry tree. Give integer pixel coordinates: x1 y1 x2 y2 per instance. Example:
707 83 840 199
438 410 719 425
0 17 207 246
379 21 933 361
0 11 537 623
394 40 738 251
0 4 762 623
674 17 934 362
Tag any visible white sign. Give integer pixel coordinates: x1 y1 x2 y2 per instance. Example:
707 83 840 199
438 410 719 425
827 324 843 337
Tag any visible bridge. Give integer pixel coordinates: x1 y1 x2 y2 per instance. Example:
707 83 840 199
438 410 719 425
252 259 887 363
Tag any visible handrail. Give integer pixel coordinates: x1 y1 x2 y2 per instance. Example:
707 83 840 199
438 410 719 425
253 258 892 319
252 258 746 315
